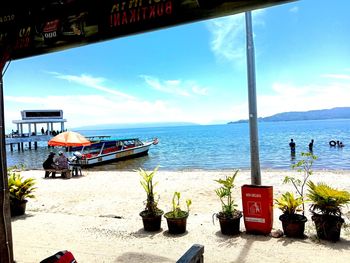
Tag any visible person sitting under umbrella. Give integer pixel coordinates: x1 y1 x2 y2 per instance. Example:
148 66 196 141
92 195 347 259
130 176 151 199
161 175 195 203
43 152 58 178
56 151 69 172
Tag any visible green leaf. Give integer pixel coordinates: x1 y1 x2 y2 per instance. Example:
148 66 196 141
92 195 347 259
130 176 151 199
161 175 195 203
275 192 303 215
307 180 350 216
214 170 239 215
137 166 160 214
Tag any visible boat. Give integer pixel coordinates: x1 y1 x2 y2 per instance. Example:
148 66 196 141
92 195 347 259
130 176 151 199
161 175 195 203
70 137 159 167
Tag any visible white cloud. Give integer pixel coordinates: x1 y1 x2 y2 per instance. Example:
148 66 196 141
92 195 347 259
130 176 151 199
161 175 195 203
140 75 208 97
4 94 187 130
321 74 350 80
289 6 299 13
219 79 350 122
207 14 246 64
53 73 136 100
5 96 48 104
257 82 350 117
227 103 249 121
192 85 208 96
206 10 265 66
3 72 213 131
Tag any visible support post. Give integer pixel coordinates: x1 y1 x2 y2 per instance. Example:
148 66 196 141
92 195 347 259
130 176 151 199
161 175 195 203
245 11 261 185
0 70 14 263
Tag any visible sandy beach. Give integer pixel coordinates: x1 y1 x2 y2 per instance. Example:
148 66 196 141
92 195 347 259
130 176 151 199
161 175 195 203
11 169 350 263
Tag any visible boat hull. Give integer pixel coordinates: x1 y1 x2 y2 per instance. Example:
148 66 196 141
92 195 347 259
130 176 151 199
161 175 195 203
77 143 152 167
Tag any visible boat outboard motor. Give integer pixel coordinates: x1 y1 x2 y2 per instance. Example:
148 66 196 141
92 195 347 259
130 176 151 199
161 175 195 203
70 151 83 162
73 151 82 159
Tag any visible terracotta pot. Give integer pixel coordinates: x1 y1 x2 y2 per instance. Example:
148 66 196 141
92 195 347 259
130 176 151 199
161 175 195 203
10 199 28 217
139 210 164 231
164 212 188 234
312 214 344 242
216 211 242 235
279 214 307 238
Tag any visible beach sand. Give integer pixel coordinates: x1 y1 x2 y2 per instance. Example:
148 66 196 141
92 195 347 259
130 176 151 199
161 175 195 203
11 169 350 263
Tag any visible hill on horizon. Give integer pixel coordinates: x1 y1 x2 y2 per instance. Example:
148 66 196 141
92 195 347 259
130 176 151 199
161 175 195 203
229 107 350 124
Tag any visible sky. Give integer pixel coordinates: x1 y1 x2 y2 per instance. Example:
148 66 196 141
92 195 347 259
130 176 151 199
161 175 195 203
3 0 350 132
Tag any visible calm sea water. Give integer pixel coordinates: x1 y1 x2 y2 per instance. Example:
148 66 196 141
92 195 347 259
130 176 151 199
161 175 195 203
5 119 350 171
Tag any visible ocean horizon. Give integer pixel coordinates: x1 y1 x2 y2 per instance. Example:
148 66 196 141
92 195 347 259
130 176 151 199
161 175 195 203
6 119 350 171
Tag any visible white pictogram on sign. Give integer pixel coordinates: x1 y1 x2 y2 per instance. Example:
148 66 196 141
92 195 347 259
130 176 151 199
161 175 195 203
248 201 262 215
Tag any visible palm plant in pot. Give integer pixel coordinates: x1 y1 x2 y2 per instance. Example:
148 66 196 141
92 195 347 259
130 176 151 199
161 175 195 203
213 170 242 235
275 192 307 238
8 167 36 216
307 181 350 242
164 192 192 234
138 166 164 231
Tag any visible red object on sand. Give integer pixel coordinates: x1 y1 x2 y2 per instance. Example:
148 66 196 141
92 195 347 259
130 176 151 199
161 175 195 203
241 184 273 235
40 250 76 263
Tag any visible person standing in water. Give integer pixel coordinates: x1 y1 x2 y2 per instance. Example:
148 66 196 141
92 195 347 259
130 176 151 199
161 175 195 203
289 139 296 156
309 139 314 152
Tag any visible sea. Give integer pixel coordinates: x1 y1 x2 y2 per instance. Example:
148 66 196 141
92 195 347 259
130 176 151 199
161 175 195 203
5 119 350 171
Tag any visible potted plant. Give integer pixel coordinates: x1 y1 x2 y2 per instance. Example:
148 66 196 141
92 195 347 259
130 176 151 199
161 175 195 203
284 152 317 213
307 181 350 242
164 192 192 234
8 167 36 216
275 192 307 238
214 170 242 235
278 152 316 237
138 166 164 231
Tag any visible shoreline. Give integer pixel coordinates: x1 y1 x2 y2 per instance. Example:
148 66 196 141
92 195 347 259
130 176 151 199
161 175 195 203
11 169 350 262
22 167 350 173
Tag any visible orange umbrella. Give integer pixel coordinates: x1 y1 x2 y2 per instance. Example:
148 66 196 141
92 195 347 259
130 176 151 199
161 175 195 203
48 131 91 147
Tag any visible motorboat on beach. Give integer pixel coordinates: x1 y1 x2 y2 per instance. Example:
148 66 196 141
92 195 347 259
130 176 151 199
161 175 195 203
70 137 159 167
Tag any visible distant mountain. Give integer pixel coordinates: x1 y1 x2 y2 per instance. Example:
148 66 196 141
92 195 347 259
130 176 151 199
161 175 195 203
228 107 350 124
74 122 198 130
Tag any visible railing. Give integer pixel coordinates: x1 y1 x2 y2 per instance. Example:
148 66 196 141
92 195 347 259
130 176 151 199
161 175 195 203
176 244 204 263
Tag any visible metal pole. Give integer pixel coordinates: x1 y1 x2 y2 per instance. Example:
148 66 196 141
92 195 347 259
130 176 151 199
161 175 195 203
245 11 261 185
0 69 14 262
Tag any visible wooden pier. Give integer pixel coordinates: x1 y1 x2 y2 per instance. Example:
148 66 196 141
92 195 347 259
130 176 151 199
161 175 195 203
5 109 67 151
5 134 54 151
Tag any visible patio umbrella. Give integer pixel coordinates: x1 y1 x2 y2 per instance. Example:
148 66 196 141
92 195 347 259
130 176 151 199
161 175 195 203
48 131 91 147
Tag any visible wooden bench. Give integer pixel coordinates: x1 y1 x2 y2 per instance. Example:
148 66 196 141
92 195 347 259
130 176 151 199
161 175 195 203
44 169 72 179
176 244 204 263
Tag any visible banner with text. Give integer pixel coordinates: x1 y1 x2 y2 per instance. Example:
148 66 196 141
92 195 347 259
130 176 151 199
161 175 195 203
0 0 294 60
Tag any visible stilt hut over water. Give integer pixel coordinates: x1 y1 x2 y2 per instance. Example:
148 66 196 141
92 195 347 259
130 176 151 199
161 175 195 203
5 110 67 151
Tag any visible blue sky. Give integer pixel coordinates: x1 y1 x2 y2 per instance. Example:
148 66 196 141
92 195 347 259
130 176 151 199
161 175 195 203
3 0 350 132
